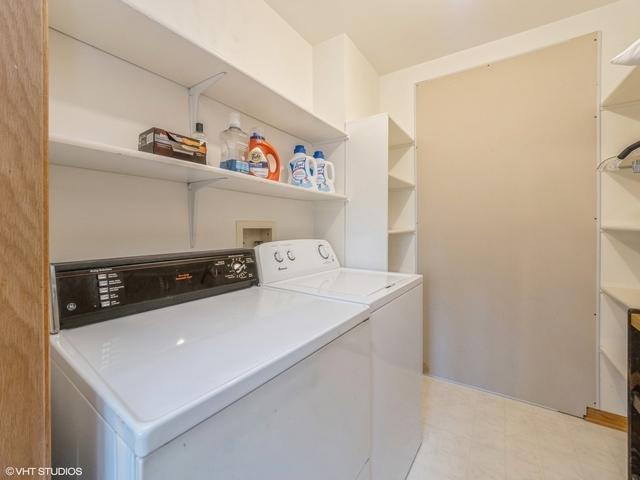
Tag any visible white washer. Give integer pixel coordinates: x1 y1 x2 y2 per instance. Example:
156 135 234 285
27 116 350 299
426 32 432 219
256 239 424 480
50 250 372 480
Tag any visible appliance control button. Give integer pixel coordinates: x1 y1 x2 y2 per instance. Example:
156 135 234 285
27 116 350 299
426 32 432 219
286 250 296 261
98 281 108 287
101 301 111 308
97 274 107 280
232 262 247 274
66 302 77 312
318 244 330 259
99 288 108 294
274 250 284 263
99 294 109 301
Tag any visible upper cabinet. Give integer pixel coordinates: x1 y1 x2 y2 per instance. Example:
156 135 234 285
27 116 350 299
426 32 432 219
49 0 347 144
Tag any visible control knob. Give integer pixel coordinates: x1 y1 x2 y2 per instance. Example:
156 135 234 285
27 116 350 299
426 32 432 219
318 244 330 259
232 261 246 273
286 250 296 261
274 250 284 263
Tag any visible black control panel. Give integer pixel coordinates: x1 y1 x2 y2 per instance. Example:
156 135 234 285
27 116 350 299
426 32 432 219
50 249 258 331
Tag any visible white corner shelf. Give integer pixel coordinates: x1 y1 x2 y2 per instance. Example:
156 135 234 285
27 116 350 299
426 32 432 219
388 117 414 148
602 66 640 110
388 228 416 235
602 224 640 233
388 174 415 190
601 285 640 310
49 135 348 203
604 166 640 178
49 0 347 144
599 346 626 378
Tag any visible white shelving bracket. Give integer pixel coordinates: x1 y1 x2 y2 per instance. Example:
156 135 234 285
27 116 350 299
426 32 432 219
188 72 227 133
187 178 226 248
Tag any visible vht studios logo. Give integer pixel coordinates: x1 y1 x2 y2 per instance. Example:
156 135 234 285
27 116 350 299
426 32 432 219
4 466 83 477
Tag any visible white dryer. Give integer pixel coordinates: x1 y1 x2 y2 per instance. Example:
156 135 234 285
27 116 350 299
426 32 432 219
256 239 424 480
50 249 372 480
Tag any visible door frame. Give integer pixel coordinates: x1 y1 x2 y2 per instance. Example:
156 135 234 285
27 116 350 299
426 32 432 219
0 0 50 472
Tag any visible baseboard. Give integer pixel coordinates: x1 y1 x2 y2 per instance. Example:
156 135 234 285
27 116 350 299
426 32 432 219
584 406 627 432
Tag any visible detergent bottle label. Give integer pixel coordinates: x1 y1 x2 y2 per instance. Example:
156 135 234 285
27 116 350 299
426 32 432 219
316 162 326 183
316 162 330 191
248 148 269 178
290 156 312 188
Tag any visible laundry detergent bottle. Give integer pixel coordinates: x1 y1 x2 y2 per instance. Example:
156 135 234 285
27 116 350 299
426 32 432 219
288 145 317 189
246 128 281 181
313 150 335 193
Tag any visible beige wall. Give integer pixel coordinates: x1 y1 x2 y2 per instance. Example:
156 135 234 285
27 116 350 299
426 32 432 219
380 0 640 411
381 0 640 135
416 34 598 415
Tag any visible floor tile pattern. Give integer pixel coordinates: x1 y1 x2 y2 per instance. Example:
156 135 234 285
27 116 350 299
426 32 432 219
408 376 627 480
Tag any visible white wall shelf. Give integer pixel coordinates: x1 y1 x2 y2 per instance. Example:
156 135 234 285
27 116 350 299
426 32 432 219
389 117 414 148
388 174 415 190
605 169 640 180
599 346 626 378
601 286 640 310
602 66 640 110
388 228 416 235
602 224 640 233
49 0 347 144
49 136 348 203
50 135 347 248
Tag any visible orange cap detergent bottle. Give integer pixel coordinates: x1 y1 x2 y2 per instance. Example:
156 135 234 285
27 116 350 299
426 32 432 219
246 128 281 181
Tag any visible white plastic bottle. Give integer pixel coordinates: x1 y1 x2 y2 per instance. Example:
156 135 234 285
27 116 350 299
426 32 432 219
219 112 249 173
313 150 335 193
192 122 207 143
288 145 317 189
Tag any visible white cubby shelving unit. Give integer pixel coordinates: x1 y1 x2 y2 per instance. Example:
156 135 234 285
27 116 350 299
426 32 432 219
598 64 640 416
345 114 417 273
48 0 349 249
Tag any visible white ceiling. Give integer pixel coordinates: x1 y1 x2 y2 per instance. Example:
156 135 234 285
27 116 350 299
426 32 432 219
265 0 618 74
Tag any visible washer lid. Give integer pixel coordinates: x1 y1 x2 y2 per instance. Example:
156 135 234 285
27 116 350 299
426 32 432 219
51 286 369 457
269 268 422 310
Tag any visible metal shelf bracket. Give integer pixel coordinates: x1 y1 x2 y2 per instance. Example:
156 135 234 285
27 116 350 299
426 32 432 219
187 178 226 248
188 72 227 133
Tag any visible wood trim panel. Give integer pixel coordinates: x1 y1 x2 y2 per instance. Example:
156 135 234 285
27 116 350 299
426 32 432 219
0 0 50 473
585 407 628 432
